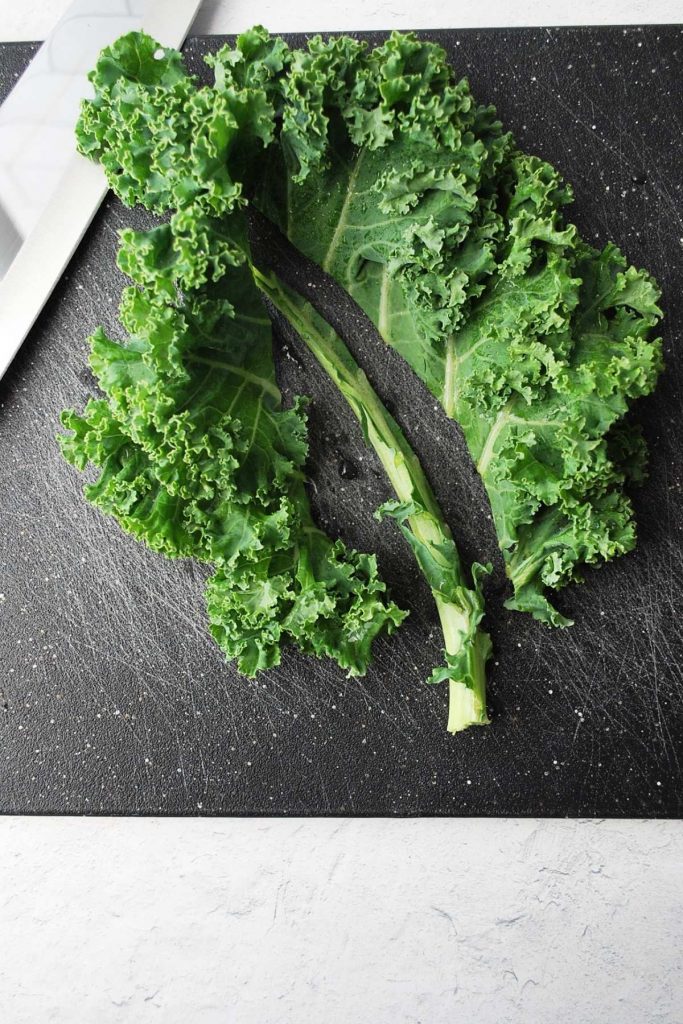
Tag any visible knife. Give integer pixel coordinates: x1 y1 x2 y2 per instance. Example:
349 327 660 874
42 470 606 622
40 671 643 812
0 0 203 382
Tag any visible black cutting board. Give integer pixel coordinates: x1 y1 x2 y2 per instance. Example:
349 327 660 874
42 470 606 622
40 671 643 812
1 26 681 816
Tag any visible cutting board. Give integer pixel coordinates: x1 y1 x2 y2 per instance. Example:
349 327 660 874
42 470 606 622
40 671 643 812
1 26 681 816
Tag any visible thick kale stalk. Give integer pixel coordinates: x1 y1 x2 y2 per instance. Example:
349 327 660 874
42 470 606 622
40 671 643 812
64 29 492 730
252 268 491 728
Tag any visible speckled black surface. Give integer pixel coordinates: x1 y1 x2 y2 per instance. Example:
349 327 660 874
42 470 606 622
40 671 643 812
1 27 681 816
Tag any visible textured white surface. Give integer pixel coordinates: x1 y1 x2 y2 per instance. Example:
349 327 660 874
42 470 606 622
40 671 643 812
2 0 683 40
1 817 682 1023
1 2 682 1022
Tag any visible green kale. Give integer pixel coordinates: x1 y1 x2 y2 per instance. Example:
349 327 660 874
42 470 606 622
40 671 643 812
64 29 492 730
63 26 664 732
60 260 405 676
249 30 664 627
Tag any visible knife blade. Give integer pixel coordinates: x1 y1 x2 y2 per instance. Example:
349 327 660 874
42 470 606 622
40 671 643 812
0 0 202 382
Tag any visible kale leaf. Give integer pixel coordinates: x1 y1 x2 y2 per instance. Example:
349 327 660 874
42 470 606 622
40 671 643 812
252 30 664 627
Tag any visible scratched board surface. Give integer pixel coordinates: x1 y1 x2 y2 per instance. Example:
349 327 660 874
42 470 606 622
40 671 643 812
0 27 681 816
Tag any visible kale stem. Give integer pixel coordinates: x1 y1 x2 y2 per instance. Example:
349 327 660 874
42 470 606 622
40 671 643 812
252 264 492 732
437 596 491 731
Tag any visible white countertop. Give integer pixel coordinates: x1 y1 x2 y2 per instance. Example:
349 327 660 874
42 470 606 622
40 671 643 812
1 2 682 1022
1 816 682 1022
3 0 682 39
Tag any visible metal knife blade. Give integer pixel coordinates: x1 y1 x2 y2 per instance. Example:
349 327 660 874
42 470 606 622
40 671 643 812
0 0 203 382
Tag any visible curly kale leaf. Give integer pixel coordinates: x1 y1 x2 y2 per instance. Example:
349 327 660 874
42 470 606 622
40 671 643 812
67 30 408 676
60 234 404 677
248 30 664 627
